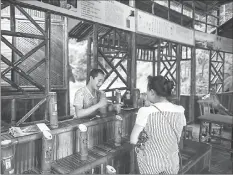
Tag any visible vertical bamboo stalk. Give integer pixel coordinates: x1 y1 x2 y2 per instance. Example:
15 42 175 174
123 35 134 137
86 37 92 83
205 4 208 33
152 50 155 76
176 44 181 104
11 99 16 125
192 0 195 29
45 12 51 121
63 17 69 116
129 1 136 93
31 99 36 121
181 2 183 25
168 0 170 21
93 23 98 68
41 131 53 174
10 4 17 82
189 47 196 123
157 39 161 75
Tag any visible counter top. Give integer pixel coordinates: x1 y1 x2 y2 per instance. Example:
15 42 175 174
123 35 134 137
1 108 138 144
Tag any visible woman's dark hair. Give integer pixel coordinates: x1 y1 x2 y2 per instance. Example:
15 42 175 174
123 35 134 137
147 75 174 97
87 69 105 83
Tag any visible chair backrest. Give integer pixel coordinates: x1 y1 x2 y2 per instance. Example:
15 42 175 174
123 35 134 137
197 99 216 115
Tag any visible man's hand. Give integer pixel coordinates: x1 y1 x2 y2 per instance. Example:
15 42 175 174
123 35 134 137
98 97 108 109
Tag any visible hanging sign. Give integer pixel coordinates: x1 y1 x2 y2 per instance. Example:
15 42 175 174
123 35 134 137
195 31 233 53
75 0 135 32
16 0 135 32
136 10 195 46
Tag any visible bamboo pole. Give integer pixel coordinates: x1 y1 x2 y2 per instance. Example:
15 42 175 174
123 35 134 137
45 12 51 121
157 39 161 75
86 37 92 83
11 99 16 125
63 17 69 116
1 30 45 40
93 23 98 69
16 97 47 126
176 44 181 104
189 47 196 123
10 4 17 83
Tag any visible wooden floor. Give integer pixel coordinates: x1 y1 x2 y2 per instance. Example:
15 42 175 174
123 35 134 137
189 124 232 174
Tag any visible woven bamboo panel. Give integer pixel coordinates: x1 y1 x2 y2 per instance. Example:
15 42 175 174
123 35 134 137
15 20 65 88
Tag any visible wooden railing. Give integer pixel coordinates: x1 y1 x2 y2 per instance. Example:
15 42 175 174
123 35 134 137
1 109 137 174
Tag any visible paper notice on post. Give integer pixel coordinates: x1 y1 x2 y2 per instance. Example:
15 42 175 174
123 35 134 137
36 123 50 132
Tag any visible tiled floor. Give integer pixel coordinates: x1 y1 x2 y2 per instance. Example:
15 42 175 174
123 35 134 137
188 124 232 174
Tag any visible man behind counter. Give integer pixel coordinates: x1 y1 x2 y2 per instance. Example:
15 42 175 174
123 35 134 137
73 69 108 119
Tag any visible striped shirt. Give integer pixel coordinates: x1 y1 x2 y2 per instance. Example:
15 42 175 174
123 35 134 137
73 86 102 116
135 102 186 174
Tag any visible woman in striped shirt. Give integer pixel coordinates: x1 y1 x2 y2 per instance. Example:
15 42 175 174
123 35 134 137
130 75 186 174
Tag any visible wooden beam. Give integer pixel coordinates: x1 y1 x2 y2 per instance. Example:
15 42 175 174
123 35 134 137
1 55 45 91
1 35 24 57
86 37 92 83
26 58 45 74
44 12 51 121
1 75 27 94
176 44 181 104
93 23 99 69
16 97 47 126
64 17 69 116
189 47 196 123
10 4 17 82
1 30 45 40
157 39 161 75
168 0 170 21
1 94 46 100
11 99 16 125
98 49 127 86
1 2 9 10
1 41 46 76
15 5 45 36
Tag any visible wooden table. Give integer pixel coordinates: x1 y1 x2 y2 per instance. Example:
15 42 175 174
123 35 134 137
198 114 233 157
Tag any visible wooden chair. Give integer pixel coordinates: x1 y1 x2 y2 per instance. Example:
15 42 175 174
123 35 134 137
198 99 223 142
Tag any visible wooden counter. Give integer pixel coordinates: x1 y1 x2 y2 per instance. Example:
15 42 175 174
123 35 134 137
1 108 138 174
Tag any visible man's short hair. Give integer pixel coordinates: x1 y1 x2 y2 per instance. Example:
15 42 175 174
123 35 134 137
88 69 105 82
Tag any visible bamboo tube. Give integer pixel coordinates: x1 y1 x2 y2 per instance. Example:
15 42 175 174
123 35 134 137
79 124 88 161
114 115 123 147
41 131 53 174
49 92 58 129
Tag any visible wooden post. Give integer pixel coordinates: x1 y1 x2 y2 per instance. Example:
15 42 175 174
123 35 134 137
129 0 136 93
181 1 183 25
189 47 196 123
208 51 212 91
157 39 161 75
152 50 155 76
86 37 92 83
176 44 181 104
192 0 195 29
31 99 36 121
45 12 51 121
205 4 208 33
49 92 58 129
63 17 69 116
217 9 220 35
168 0 170 21
11 99 16 125
78 124 88 160
41 131 53 174
10 4 17 83
93 23 98 69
